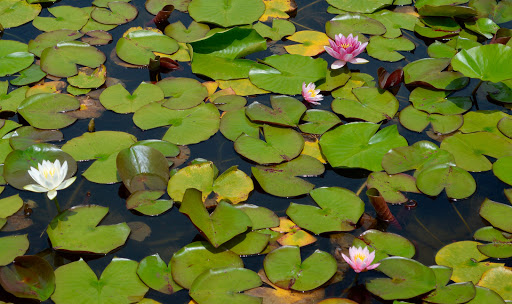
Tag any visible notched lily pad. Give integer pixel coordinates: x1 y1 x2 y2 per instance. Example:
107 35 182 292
403 58 469 90
40 42 106 78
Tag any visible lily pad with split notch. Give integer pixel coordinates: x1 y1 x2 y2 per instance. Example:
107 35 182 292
100 82 164 114
8 126 63 150
81 30 112 46
252 155 325 197
477 267 512 301
473 226 512 259
254 19 295 42
164 21 210 43
47 205 130 254
127 190 174 216
10 64 46 86
264 246 337 291
18 93 79 130
366 171 420 204
220 107 261 141
408 87 472 115
399 105 463 134
325 13 386 39
0 83 29 113
366 36 415 62
452 44 512 83
157 77 208 110
137 254 182 295
287 187 364 234
299 109 341 135
327 0 393 13
146 0 191 14
52 258 148 304
27 30 83 57
366 9 419 38
283 30 330 56
116 29 179 66
245 95 306 127
170 241 243 289
359 229 416 259
91 2 138 25
67 65 107 89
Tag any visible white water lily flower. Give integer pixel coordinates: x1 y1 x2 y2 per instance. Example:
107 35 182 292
23 159 76 200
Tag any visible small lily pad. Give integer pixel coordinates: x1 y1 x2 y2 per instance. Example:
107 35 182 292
67 65 106 89
254 19 295 41
327 0 393 13
91 2 138 25
359 230 416 259
164 21 210 43
219 107 261 141
0 235 29 266
399 105 463 134
245 95 306 127
27 30 83 57
0 40 34 78
137 254 182 295
116 29 179 66
326 13 386 39
100 82 164 114
284 30 329 56
157 77 208 110
366 172 420 204
299 109 341 135
367 36 415 62
408 87 472 115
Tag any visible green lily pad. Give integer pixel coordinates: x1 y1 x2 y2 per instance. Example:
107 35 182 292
0 255 55 301
320 123 408 171
188 0 265 27
332 87 399 123
359 230 416 259
0 83 28 113
47 205 130 254
366 172 420 204
0 0 41 29
332 72 375 99
32 6 88 32
92 0 131 7
61 131 137 184
164 21 209 43
327 0 393 13
146 0 191 14
10 64 46 86
170 241 243 289
40 41 106 78
299 109 341 135
190 267 262 304
133 102 220 145
190 27 267 80
0 40 34 77
127 190 173 216
17 93 79 129
252 155 325 197
403 58 469 90
253 19 295 41
459 110 510 135
416 161 476 198
116 29 179 66
287 187 364 234
179 188 252 247
213 95 247 112
219 107 261 141
367 36 415 62
474 226 512 258
399 105 463 134
452 44 512 83
366 257 436 300
440 132 512 172
100 82 164 114
245 95 306 127
325 13 386 39
264 246 337 291
498 117 512 138
137 254 182 295
316 67 351 91
81 30 112 46
423 282 476 304
431 265 453 288
493 156 512 186
117 145 169 193
478 267 512 301
366 9 419 38
67 65 106 89
416 0 478 17
52 258 148 304
435 241 504 283
0 195 23 220
248 54 327 95
465 18 499 39
157 77 208 110
408 87 472 115
0 235 29 266
3 143 76 190
467 286 506 304
27 30 83 57
428 41 458 58
469 0 512 23
234 125 304 164
480 198 512 233
91 2 138 25
168 161 253 204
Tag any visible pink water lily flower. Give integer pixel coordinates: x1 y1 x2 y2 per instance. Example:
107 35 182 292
342 246 380 273
324 33 369 69
302 82 323 105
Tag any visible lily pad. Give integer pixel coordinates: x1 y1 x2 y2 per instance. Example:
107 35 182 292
81 30 112 45
27 30 83 57
493 156 512 186
264 246 337 291
415 160 476 198
190 27 267 80
0 83 28 113
366 171 420 204
164 21 210 43
366 257 436 300
399 106 463 134
190 267 262 304
52 258 148 304
435 241 504 283
219 107 261 141
367 36 415 62
188 0 265 27
452 44 512 83
170 241 243 289
480 198 512 233
0 255 55 301
331 87 399 123
10 64 46 86
100 82 164 114
316 67 351 91
179 188 252 247
408 87 472 115
146 0 190 13
252 155 325 197
320 123 408 171
17 93 79 130
245 95 306 127
299 109 341 135
133 102 220 145
473 226 512 258
326 13 386 39
32 6 88 32
67 65 106 89
284 30 330 56
40 41 106 78
91 2 138 25
116 29 179 66
359 230 416 259
287 187 364 234
477 267 512 301
61 131 137 184
249 54 327 95
157 77 208 110
213 95 247 112
0 40 34 77
0 235 29 266
47 205 130 254
366 9 419 38
254 19 295 42
0 0 41 29
467 286 506 304
234 125 304 164
137 254 182 295
423 281 476 304
8 126 63 151
403 58 469 90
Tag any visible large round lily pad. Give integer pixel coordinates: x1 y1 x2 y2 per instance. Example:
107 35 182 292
245 95 306 127
17 93 80 129
451 44 512 83
46 205 131 254
359 229 416 259
332 87 399 123
188 0 265 27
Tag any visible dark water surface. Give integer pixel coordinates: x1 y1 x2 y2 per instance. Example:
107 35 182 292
1 0 511 303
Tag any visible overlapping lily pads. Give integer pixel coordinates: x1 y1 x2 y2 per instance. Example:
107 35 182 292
116 29 179 66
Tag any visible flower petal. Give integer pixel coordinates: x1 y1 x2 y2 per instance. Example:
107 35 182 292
24 184 49 193
366 263 380 270
331 60 346 69
47 190 57 200
350 58 369 64
55 176 77 191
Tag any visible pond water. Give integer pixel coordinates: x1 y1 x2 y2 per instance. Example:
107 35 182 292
1 0 512 303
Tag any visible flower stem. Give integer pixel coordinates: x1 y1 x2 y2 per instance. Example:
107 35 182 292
53 197 62 214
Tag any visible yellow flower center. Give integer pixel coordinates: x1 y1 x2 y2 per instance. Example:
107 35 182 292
43 168 56 178
354 253 366 262
340 43 352 49
307 89 317 97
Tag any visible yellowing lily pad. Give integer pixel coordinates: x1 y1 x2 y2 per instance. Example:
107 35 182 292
477 267 512 301
284 31 329 56
259 0 297 21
